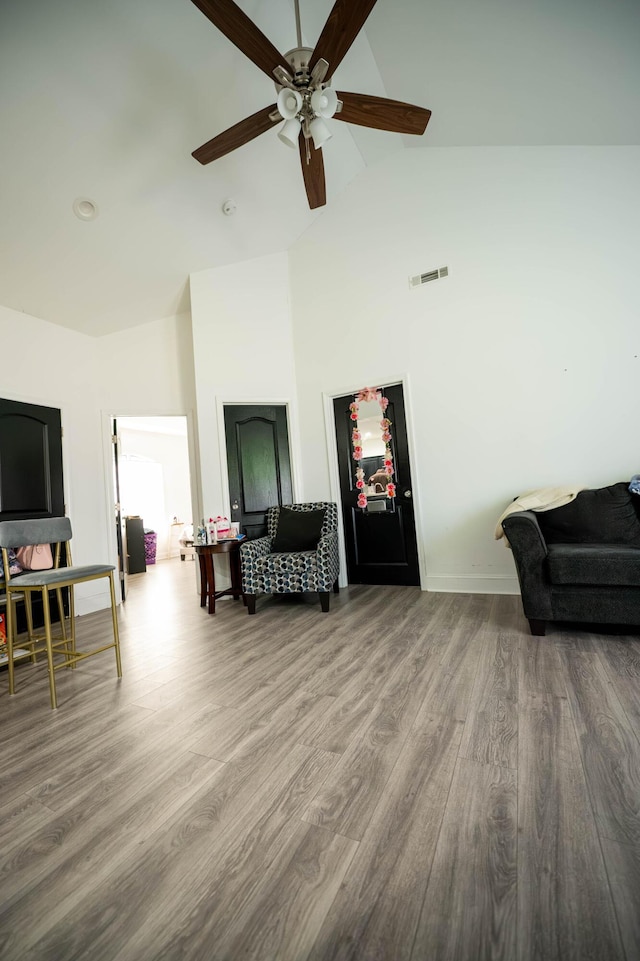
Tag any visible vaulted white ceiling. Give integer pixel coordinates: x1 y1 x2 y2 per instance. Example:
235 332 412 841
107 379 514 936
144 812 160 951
1 0 638 336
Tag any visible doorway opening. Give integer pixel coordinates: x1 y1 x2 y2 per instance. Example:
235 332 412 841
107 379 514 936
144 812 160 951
111 416 195 601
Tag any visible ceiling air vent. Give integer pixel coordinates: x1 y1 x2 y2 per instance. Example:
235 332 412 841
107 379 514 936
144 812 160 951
409 266 449 288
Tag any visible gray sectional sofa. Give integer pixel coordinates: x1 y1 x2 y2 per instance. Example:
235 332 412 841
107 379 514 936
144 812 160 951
502 482 640 635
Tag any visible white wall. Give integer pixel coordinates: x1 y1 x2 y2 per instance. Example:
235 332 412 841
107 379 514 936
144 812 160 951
190 251 300 519
96 312 200 582
288 146 640 592
1 308 198 612
5 146 638 605
0 305 112 611
189 251 300 592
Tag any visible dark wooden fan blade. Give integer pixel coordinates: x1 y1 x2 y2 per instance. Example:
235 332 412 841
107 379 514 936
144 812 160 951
192 105 278 164
190 0 289 80
298 134 326 209
309 0 378 77
335 92 431 135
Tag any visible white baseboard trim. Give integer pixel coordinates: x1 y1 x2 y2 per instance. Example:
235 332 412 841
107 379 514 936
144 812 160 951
76 593 112 616
424 574 520 595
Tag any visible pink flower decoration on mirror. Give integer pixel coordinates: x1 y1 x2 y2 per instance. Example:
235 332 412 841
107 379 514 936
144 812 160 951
357 493 368 508
386 483 396 498
356 387 379 403
356 479 364 490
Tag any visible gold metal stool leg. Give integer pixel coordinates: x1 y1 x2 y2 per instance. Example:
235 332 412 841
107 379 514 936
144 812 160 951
59 585 76 667
108 572 122 677
24 594 37 663
41 586 58 710
6 590 16 696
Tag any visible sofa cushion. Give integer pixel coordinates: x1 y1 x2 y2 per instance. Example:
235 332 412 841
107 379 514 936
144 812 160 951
257 551 317 575
271 507 326 552
537 483 640 547
547 544 640 587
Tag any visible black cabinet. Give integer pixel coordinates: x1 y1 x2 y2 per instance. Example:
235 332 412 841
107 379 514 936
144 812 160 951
125 517 146 574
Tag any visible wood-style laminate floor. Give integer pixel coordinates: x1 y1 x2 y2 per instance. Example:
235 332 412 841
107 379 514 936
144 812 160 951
1 559 640 961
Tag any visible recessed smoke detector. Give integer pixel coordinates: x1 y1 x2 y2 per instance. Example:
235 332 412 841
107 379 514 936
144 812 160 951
73 197 99 221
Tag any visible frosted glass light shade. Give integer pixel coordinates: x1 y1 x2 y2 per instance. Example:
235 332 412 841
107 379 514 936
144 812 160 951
309 116 332 148
277 88 303 119
278 117 302 147
310 87 338 118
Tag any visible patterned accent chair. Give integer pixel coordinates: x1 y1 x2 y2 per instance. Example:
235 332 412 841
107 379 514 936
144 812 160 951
240 502 340 614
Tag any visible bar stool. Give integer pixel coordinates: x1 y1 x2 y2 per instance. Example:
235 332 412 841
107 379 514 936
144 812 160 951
0 516 122 708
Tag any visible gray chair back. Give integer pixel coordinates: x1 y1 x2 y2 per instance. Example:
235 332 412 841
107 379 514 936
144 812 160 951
0 517 72 549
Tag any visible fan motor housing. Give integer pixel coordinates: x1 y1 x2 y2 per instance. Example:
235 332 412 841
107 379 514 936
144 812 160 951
283 47 314 88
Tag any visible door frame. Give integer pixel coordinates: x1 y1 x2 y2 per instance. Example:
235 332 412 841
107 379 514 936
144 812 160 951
101 408 202 600
322 373 427 590
214 395 302 520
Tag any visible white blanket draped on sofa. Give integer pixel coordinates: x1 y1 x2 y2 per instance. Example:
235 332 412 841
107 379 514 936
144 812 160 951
495 486 585 543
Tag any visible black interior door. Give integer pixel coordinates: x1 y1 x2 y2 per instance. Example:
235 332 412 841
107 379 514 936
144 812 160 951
0 397 66 629
334 384 420 586
0 398 64 520
224 405 293 540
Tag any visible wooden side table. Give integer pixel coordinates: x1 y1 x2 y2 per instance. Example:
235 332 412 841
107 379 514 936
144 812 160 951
195 540 243 615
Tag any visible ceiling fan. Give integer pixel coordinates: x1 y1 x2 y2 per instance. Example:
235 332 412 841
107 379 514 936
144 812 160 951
189 0 432 209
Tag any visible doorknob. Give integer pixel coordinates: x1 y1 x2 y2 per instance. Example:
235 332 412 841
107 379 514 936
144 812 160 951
404 490 412 498
232 500 239 511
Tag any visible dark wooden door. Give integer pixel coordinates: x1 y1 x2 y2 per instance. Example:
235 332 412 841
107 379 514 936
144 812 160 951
0 397 66 630
224 405 293 540
0 397 64 520
334 384 420 586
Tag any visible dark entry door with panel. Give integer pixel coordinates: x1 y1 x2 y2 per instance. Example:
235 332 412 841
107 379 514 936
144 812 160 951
334 384 420 586
224 405 293 540
0 398 64 521
0 397 66 630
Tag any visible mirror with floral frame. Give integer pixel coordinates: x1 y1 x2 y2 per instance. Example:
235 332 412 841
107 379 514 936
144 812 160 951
350 387 396 510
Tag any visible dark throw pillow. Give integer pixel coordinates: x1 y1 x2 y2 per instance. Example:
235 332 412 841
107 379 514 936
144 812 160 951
537 482 640 546
271 507 326 552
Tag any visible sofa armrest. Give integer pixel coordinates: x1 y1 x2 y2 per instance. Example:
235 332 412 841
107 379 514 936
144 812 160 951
316 530 340 588
239 536 272 593
501 511 552 621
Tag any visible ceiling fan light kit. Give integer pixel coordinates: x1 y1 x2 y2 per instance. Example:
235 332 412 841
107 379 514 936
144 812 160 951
274 50 339 150
189 0 432 209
